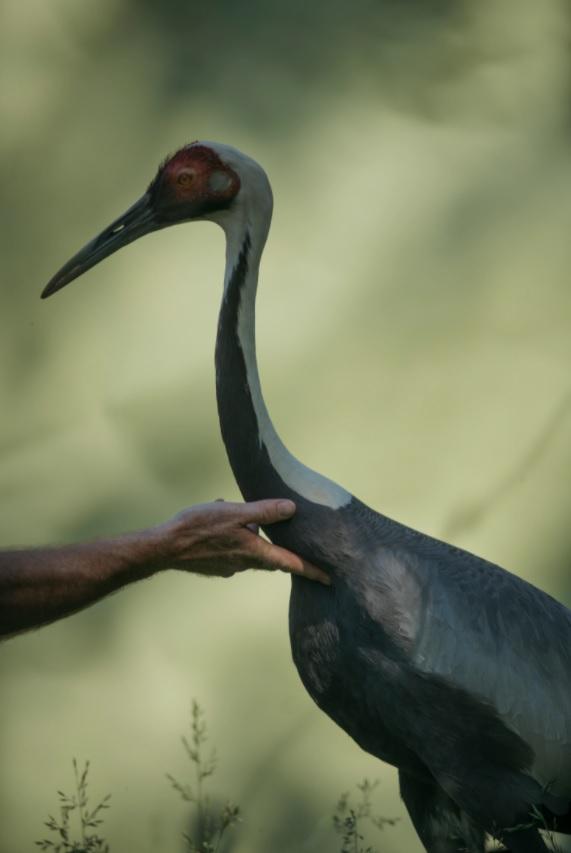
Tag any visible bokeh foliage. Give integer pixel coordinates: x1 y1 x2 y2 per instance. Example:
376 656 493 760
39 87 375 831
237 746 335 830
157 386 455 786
1 1 571 850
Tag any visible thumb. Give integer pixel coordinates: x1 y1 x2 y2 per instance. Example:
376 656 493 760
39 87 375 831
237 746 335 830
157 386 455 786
241 499 296 526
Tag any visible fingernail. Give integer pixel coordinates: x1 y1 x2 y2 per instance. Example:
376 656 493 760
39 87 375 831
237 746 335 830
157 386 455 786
277 499 295 518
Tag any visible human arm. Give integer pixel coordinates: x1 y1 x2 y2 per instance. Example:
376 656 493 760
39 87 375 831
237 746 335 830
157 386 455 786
0 498 329 638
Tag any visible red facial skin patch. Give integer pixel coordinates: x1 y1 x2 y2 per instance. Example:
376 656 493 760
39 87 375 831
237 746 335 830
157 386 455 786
155 144 240 207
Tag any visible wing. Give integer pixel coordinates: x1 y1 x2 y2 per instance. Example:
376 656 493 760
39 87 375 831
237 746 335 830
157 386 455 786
412 537 571 793
358 518 571 797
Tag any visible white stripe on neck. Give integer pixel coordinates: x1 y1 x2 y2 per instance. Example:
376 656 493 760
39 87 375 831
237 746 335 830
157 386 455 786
227 228 351 510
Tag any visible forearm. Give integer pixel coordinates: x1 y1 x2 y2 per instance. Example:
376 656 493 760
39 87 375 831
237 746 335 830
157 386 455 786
0 499 329 639
0 533 161 638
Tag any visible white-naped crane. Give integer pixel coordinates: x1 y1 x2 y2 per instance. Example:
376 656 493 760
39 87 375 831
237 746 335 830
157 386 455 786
43 142 571 852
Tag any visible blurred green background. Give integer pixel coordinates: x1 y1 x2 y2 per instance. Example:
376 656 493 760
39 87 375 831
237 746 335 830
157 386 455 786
2 0 571 850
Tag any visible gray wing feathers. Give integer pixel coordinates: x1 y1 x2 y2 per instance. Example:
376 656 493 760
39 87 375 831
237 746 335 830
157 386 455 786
387 541 571 793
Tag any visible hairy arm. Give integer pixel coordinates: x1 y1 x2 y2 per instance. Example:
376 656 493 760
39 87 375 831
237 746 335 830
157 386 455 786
0 499 329 638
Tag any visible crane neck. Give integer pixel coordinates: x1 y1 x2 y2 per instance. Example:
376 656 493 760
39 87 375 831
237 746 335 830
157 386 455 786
215 202 351 510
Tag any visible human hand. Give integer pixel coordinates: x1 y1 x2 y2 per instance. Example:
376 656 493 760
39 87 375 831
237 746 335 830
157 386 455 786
149 499 331 585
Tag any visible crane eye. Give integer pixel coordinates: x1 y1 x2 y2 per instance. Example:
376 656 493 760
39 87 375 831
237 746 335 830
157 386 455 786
177 170 194 187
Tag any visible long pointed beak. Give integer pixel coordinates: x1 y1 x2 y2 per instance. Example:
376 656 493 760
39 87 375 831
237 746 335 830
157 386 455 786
42 193 157 299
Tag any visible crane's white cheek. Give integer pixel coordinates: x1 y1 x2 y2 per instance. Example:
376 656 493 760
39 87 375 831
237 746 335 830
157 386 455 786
209 171 233 192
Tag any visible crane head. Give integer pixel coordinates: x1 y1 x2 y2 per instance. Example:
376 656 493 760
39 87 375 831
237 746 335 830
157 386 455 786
42 143 242 298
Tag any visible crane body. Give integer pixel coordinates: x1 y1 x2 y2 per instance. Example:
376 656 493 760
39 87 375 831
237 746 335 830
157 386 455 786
43 141 571 853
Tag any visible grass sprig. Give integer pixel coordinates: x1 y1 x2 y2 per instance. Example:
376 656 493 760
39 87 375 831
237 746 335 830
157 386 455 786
333 779 398 853
35 759 111 853
167 700 241 853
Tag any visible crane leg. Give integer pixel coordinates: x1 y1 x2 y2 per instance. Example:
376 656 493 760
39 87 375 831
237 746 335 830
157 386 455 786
398 769 485 852
498 828 550 852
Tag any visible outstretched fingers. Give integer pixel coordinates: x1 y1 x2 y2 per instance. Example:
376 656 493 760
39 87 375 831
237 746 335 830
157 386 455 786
237 498 297 526
198 497 331 584
245 534 331 586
